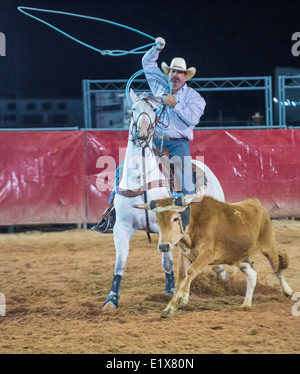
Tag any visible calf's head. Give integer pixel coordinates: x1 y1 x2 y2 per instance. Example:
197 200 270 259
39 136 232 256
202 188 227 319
133 194 203 252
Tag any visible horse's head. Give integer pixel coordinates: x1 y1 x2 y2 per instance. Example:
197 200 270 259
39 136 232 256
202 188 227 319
129 89 162 146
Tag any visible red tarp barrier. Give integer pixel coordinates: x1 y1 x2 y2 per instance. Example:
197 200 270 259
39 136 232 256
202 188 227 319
0 131 85 225
85 131 128 223
0 129 299 225
191 130 300 218
86 129 300 221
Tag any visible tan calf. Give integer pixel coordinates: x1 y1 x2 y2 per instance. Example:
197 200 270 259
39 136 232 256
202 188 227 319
134 194 293 317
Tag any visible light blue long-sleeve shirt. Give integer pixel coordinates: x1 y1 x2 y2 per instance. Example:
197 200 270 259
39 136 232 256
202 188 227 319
142 47 206 141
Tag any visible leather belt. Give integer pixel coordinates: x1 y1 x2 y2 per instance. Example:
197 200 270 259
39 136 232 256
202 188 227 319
167 137 189 141
156 136 189 142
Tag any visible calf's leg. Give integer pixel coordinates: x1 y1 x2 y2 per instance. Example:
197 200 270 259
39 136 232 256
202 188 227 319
259 220 293 297
161 249 213 318
239 262 257 307
175 251 191 294
263 249 293 297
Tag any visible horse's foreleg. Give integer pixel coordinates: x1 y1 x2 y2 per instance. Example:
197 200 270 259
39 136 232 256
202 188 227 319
114 221 136 276
162 251 175 295
103 274 122 309
103 221 136 310
213 265 229 281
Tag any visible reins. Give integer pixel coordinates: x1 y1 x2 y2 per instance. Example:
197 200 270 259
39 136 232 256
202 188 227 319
120 95 170 241
129 101 156 146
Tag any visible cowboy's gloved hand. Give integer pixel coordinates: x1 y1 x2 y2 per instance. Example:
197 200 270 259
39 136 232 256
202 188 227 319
155 37 165 51
164 94 177 108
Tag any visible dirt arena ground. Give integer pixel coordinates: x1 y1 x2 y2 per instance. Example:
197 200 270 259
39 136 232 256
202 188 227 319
0 219 299 354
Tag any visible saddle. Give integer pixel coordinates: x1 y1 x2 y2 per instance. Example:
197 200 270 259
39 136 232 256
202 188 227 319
154 146 207 194
115 148 207 197
92 147 207 234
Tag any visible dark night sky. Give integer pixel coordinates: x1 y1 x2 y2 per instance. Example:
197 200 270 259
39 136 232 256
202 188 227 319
1 0 300 99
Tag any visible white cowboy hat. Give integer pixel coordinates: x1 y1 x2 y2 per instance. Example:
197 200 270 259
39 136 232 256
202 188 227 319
161 57 196 81
252 112 264 119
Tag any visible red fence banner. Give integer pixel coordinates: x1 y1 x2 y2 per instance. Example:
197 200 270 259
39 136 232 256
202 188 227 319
85 129 300 221
0 131 85 225
85 130 128 223
0 129 299 226
190 129 300 218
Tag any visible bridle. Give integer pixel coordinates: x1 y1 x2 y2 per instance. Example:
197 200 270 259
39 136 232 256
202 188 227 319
126 96 167 242
129 97 165 148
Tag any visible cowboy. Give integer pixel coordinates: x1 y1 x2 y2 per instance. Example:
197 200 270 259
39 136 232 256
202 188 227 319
92 37 206 233
143 37 206 196
250 112 264 126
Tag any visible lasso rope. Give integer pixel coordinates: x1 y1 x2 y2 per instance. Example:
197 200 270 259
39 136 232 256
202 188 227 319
17 6 157 56
18 6 171 97
125 68 172 107
18 5 172 143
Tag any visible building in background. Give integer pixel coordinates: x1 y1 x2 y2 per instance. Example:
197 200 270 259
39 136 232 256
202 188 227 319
95 92 129 129
0 98 83 128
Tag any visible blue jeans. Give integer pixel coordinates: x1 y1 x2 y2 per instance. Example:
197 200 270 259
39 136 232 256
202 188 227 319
156 139 194 195
109 160 122 204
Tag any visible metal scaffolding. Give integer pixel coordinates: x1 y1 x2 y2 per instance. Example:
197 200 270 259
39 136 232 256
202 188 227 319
83 76 273 129
278 75 300 127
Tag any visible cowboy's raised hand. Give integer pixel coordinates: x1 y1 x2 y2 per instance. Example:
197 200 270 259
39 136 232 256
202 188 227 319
155 37 166 51
164 94 177 108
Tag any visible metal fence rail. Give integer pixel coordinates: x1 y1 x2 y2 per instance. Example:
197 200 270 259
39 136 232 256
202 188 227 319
83 76 273 129
278 75 300 127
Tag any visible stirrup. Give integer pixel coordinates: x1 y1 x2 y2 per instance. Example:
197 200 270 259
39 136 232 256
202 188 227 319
172 192 184 198
91 214 115 234
91 201 116 234
91 219 108 233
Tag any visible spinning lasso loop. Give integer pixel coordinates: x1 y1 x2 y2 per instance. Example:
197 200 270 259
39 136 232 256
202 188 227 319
125 68 172 107
125 69 172 160
18 6 172 143
17 6 157 56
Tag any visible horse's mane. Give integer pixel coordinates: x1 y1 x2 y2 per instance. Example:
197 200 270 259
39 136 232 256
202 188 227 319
136 92 161 105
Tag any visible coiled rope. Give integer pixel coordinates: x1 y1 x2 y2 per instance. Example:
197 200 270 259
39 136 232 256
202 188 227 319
125 68 172 107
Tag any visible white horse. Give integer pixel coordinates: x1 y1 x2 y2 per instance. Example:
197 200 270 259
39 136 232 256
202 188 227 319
103 89 226 310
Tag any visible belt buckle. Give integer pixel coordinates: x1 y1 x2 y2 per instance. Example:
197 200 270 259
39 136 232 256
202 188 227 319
158 135 170 141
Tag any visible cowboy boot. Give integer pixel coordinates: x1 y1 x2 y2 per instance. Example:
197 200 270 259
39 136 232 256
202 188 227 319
91 201 116 234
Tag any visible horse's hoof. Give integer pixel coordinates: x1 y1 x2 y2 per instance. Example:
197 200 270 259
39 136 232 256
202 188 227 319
103 293 119 310
241 300 252 308
165 289 174 296
213 266 229 282
102 301 117 311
